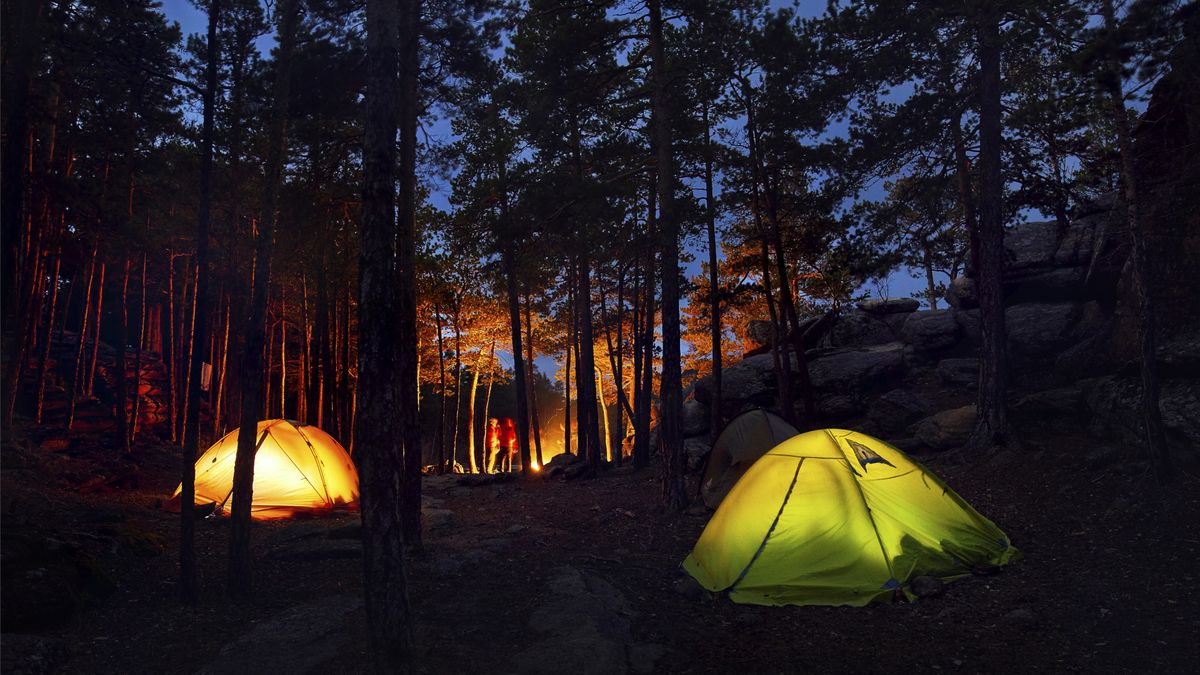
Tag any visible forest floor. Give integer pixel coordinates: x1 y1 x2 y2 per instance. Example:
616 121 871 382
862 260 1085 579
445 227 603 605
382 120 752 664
2 422 1199 675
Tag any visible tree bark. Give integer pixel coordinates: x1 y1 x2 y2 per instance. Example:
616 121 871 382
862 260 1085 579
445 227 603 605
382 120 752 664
503 239 533 476
397 0 423 547
359 0 416 666
35 249 62 424
702 102 722 442
965 6 1014 455
576 253 602 472
67 238 99 431
650 0 686 511
524 288 543 468
181 0 220 604
229 0 299 599
1100 0 1171 482
115 257 131 454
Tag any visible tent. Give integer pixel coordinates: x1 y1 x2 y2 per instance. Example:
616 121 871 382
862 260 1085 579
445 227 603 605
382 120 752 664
683 428 1017 607
700 409 799 509
171 419 359 519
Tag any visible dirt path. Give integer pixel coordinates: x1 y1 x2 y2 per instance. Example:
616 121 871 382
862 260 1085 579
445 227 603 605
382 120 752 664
2 430 1197 674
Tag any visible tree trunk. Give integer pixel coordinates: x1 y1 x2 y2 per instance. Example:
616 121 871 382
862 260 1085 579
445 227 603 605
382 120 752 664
359 0 415 665
130 252 147 443
35 249 61 424
229 0 299 599
965 7 1013 455
396 0 423 547
650 0 686 510
524 289 543 468
503 240 533 477
466 348 482 473
451 310 463 470
576 253 602 472
181 0 220 604
633 189 655 470
434 303 447 472
115 257 132 454
87 261 106 398
702 102 722 442
213 294 230 435
179 263 198 444
1101 0 1171 482
68 238 98 431
564 279 572 457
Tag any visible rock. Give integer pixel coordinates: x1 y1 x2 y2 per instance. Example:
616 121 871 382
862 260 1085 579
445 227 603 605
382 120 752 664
857 297 920 314
944 276 977 309
745 319 774 349
421 507 456 532
808 343 907 394
909 575 945 598
0 635 66 675
910 406 976 451
683 437 712 472
1004 608 1038 625
870 389 931 433
817 394 862 420
1005 266 1089 304
1013 387 1085 422
0 531 112 632
829 310 898 347
198 595 362 674
900 310 962 352
681 399 709 437
1005 220 1058 269
937 358 978 387
513 567 645 675
1006 303 1080 358
1083 376 1200 452
693 353 779 413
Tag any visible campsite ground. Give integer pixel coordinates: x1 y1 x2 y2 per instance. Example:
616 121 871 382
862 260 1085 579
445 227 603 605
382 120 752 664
2 425 1198 674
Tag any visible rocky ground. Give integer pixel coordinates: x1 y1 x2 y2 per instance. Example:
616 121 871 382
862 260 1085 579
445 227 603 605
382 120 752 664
3 419 1198 675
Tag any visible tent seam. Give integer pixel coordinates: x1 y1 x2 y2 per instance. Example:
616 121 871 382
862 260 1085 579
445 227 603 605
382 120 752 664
829 430 897 585
728 457 805 594
291 420 333 506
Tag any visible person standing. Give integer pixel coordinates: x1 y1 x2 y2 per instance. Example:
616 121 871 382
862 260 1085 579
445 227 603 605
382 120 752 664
484 418 501 474
500 417 518 472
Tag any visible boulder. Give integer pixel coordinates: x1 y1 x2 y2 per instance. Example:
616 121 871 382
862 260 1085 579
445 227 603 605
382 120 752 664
910 405 976 451
900 310 961 352
693 353 779 414
808 343 907 394
857 297 920 314
512 566 661 675
828 310 898 347
1004 266 1089 304
745 319 774 349
198 595 362 674
1005 302 1080 358
1004 220 1058 270
944 276 977 309
817 394 862 420
683 437 712 472
681 399 709 438
937 358 978 387
1082 376 1200 453
870 389 931 433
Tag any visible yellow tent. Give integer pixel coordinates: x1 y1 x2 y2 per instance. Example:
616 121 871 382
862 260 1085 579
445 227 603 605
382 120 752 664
172 419 359 519
701 409 799 509
683 429 1017 606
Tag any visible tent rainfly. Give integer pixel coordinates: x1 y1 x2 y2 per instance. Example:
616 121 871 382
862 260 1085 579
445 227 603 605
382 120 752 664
172 419 359 519
684 428 1017 607
701 408 799 509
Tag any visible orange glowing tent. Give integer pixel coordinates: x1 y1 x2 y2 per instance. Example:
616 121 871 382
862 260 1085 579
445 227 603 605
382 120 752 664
171 419 359 519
